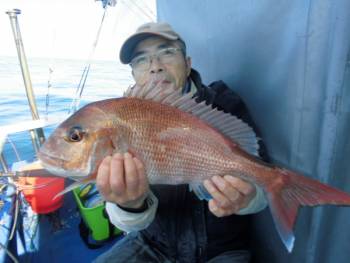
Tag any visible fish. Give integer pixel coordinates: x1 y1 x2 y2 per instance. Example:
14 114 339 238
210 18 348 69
37 82 350 253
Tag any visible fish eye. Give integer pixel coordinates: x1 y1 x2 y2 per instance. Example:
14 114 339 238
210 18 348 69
67 126 85 142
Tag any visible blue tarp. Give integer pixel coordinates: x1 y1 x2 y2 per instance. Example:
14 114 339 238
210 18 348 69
157 0 350 262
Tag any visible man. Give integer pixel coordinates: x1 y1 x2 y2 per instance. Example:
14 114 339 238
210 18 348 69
94 22 268 263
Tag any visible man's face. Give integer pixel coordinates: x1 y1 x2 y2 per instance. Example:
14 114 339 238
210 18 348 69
130 36 191 90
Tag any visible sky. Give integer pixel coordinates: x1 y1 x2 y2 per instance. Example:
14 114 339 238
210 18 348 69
0 0 156 61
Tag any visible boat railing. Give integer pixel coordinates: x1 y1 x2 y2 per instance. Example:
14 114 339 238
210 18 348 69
0 117 64 173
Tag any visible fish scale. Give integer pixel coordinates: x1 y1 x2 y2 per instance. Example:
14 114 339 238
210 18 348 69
110 98 238 183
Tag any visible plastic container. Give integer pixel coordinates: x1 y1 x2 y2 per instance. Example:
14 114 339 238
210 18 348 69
19 177 65 214
73 186 122 241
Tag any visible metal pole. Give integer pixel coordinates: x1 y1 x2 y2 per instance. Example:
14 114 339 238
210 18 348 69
0 153 9 173
6 9 45 153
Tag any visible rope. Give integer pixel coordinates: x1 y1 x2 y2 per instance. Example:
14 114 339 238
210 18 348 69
6 136 21 162
121 0 155 21
134 0 156 19
8 190 19 242
0 242 19 263
128 0 155 21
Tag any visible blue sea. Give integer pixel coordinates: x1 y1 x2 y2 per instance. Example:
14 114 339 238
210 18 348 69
0 56 134 167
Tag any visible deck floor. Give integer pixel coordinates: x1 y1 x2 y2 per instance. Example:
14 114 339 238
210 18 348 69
13 192 123 263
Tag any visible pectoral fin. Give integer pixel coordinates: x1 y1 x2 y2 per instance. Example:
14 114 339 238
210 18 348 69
53 175 95 200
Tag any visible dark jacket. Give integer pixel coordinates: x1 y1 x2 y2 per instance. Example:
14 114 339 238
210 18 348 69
141 69 268 262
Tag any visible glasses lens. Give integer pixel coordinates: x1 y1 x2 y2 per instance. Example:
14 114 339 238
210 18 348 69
131 55 149 71
131 48 181 71
158 48 179 63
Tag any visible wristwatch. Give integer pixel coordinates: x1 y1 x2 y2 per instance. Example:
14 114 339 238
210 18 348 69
118 196 152 213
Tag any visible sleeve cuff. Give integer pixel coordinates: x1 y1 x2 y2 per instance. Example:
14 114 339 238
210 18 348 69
105 191 158 232
236 184 267 215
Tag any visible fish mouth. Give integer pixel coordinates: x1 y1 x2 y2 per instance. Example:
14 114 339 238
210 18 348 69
37 151 90 179
38 150 68 167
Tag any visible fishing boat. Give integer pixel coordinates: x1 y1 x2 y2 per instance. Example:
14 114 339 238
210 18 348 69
0 1 151 262
1 1 350 262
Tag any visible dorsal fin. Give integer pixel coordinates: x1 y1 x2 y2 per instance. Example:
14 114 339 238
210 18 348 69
124 83 259 156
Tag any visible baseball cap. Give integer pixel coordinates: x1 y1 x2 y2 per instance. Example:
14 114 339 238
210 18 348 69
119 22 185 64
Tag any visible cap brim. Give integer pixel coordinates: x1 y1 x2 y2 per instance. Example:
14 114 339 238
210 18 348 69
119 32 178 64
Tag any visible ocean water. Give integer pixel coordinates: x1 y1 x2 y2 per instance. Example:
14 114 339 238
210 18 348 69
0 56 133 167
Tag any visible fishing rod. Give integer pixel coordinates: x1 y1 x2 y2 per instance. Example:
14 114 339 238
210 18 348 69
0 169 58 178
69 1 112 114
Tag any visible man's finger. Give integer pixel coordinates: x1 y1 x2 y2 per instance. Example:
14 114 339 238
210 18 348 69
211 175 242 204
124 152 139 193
133 157 147 188
96 156 112 196
223 175 255 196
109 153 125 195
208 199 233 217
203 178 231 208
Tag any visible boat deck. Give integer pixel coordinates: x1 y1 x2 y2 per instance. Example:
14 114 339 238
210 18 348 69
5 191 122 263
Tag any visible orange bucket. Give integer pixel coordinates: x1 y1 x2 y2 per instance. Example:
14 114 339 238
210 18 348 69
19 177 65 214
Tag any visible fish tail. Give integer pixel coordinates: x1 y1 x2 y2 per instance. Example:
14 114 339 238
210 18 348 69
266 168 350 253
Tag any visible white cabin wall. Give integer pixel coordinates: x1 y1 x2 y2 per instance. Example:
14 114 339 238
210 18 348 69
157 1 350 262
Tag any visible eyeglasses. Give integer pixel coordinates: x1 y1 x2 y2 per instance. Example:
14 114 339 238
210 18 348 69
130 47 183 72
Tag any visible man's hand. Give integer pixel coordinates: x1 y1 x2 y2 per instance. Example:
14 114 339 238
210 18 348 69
96 152 149 209
203 175 256 217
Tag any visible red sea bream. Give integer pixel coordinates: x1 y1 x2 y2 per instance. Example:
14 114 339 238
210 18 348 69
38 83 350 252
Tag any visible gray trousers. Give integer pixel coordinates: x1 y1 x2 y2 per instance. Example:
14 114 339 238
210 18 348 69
93 232 251 263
